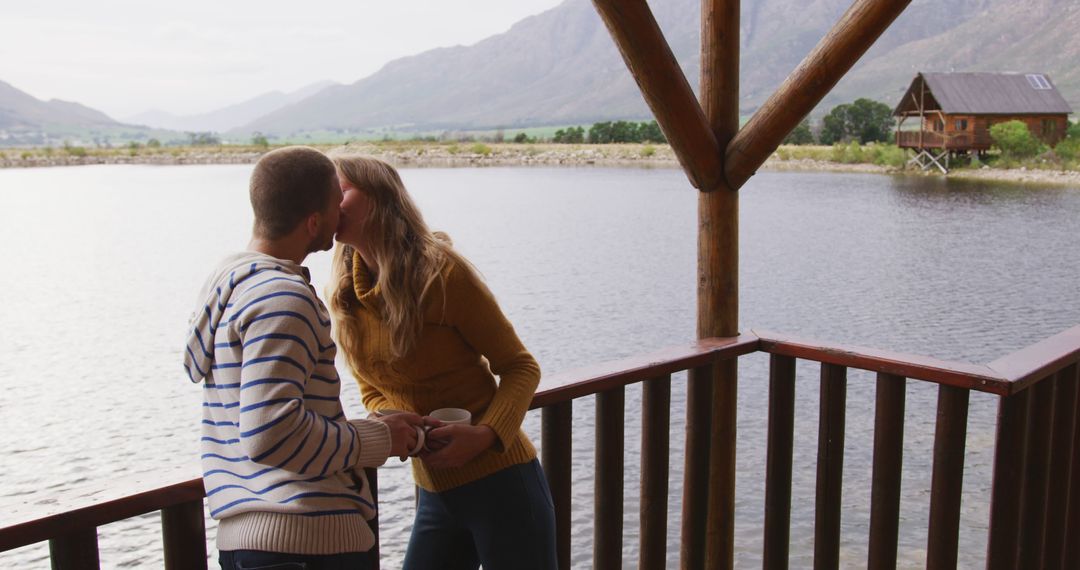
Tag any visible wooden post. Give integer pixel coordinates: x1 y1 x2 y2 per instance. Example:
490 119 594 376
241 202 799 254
725 0 912 189
542 402 573 570
591 0 724 191
49 529 99 570
161 500 207 570
700 1 740 569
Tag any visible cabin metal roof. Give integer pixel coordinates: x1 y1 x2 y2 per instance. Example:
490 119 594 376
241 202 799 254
894 72 1074 116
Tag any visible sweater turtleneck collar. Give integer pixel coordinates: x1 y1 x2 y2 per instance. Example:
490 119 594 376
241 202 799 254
351 249 381 307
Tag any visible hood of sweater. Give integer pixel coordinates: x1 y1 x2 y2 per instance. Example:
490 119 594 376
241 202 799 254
182 251 311 384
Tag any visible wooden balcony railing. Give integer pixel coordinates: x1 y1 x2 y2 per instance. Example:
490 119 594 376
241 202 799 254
896 130 993 151
3 327 1079 569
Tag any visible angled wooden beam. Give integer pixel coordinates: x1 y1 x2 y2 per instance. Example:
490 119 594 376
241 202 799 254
592 0 725 191
725 0 912 189
699 1 740 569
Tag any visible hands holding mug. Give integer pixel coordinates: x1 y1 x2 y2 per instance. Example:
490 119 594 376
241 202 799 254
375 407 496 467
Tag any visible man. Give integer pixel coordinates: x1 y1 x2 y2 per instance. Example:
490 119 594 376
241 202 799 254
183 146 422 569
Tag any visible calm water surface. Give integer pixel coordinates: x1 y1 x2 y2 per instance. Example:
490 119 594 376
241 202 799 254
1 165 1079 568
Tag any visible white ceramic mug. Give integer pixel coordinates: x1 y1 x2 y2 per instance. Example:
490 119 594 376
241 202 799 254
429 407 472 425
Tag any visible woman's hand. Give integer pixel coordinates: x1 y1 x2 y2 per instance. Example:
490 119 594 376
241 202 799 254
420 424 497 469
376 412 425 461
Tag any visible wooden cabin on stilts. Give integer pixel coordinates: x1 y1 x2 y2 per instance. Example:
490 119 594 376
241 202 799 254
5 1 1080 569
895 72 1074 174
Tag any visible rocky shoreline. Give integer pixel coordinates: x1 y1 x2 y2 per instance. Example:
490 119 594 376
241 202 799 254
3 143 1079 187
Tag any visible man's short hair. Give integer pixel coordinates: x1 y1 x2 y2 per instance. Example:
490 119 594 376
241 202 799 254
250 146 337 239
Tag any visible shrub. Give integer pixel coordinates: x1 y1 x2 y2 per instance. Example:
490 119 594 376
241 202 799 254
990 120 1045 159
1055 138 1080 161
640 145 656 157
470 143 491 156
867 143 907 168
64 144 87 157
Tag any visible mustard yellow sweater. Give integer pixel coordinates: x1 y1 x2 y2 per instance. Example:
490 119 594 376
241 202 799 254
346 252 540 492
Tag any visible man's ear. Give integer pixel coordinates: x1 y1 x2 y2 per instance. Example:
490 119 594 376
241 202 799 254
305 211 322 237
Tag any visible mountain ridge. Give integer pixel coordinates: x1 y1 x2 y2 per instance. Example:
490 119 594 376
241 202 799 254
240 0 1078 135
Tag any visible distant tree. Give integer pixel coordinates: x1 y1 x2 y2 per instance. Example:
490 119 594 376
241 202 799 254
251 132 269 148
566 126 584 143
782 119 815 145
819 98 893 145
588 122 613 144
990 120 1045 159
819 109 847 145
494 129 505 143
513 132 534 143
639 120 666 143
186 131 221 146
609 121 639 143
146 139 161 148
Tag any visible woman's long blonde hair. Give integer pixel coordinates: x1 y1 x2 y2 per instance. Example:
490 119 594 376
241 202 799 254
328 154 467 361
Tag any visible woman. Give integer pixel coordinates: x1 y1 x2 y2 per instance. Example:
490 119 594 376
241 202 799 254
327 155 556 570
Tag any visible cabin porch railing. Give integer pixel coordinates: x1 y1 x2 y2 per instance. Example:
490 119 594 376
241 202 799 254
3 326 1079 569
896 130 993 151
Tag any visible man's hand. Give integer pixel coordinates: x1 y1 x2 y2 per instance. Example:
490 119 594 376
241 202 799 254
376 412 425 461
420 424 497 469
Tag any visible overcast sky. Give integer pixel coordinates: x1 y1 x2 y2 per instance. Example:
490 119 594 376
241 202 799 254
0 0 565 119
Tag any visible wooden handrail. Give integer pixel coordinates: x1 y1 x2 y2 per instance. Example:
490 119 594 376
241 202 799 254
0 468 203 552
530 334 759 409
754 328 1013 395
987 324 1080 391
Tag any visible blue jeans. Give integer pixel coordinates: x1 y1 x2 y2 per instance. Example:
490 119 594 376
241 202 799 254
219 549 372 570
403 459 557 570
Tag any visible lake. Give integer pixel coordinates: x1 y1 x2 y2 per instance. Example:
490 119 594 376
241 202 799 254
1 165 1079 568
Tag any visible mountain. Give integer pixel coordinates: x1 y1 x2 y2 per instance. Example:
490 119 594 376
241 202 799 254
124 80 336 133
240 0 1078 136
0 79 118 130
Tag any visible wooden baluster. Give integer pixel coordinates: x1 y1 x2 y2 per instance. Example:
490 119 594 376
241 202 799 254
868 373 906 570
595 387 625 570
926 385 970 570
49 528 99 570
763 355 796 570
1044 364 1078 569
161 499 207 570
706 358 738 570
986 389 1031 570
681 363 714 570
1017 378 1054 568
542 401 573 570
814 363 847 570
1065 364 1080 570
640 375 671 570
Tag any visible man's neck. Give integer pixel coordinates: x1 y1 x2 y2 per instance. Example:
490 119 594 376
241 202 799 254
248 236 307 265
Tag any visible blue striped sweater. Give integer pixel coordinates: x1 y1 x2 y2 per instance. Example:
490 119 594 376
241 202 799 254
184 252 391 555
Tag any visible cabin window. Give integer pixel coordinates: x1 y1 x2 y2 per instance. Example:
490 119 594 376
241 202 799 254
954 119 969 131
1042 119 1056 136
934 119 944 132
